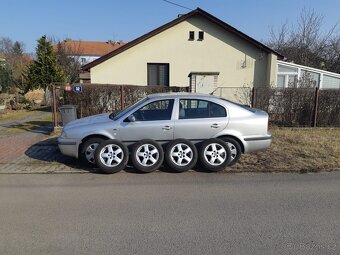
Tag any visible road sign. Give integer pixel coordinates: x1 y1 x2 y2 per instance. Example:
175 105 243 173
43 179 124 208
73 85 83 93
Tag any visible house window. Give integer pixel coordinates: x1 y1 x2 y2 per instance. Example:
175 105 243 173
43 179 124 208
81 57 86 63
147 63 169 86
198 31 204 40
189 31 195 40
277 75 285 88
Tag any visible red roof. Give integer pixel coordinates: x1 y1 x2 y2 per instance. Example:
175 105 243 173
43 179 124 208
54 40 126 56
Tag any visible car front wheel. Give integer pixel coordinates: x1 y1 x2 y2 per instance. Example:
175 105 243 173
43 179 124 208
80 137 104 165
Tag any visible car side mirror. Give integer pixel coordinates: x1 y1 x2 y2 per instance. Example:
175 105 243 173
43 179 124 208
128 115 136 122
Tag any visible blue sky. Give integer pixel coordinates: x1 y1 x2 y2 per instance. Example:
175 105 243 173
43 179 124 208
1 0 339 53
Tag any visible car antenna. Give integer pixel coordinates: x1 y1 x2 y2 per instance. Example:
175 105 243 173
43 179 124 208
210 87 219 95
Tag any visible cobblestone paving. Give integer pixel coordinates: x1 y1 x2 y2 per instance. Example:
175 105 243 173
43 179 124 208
0 110 94 174
0 134 95 173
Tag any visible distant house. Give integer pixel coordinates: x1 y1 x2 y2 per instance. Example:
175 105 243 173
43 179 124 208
53 40 125 83
277 60 340 89
82 8 283 98
54 40 125 65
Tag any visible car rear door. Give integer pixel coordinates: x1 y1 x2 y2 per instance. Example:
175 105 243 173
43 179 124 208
119 99 175 142
174 98 228 141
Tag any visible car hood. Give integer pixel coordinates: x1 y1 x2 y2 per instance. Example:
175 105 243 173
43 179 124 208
64 113 112 129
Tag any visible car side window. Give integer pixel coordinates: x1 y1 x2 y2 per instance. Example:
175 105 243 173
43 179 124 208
132 99 174 121
179 99 226 119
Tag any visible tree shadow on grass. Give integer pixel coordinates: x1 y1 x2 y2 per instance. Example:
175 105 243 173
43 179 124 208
29 106 52 113
0 121 53 135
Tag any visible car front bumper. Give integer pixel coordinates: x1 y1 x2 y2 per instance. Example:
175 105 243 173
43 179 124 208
58 137 79 158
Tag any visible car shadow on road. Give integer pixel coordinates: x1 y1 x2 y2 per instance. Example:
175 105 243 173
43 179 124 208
25 139 212 174
24 138 99 173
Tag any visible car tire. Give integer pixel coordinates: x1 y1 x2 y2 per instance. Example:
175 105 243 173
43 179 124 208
80 137 105 165
219 137 242 166
165 139 198 172
131 139 164 173
199 138 231 172
95 140 129 174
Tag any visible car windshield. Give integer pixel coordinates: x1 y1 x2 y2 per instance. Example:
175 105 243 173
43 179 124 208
111 97 149 121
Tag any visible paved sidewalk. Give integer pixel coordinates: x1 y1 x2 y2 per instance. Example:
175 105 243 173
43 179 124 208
0 135 90 173
0 109 92 174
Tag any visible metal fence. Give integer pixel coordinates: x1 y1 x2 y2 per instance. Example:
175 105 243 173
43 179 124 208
51 83 189 127
214 86 340 127
51 84 340 128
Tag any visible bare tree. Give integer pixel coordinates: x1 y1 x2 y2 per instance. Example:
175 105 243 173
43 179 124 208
51 38 83 83
268 8 340 73
0 37 30 91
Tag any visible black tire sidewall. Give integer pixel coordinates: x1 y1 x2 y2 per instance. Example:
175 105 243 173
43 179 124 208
219 137 241 166
165 139 198 172
94 140 129 174
131 139 164 173
199 138 231 172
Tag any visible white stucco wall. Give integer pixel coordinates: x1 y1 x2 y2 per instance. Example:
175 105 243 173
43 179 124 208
90 15 277 88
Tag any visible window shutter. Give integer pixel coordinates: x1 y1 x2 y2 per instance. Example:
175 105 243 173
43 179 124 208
148 64 158 85
159 64 169 86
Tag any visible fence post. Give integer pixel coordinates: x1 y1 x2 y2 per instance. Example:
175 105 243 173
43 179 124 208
51 84 58 128
312 87 319 127
80 101 83 118
251 87 255 108
120 85 124 110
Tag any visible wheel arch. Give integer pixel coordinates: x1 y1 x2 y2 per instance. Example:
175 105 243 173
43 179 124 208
216 135 244 153
81 134 111 144
79 134 111 155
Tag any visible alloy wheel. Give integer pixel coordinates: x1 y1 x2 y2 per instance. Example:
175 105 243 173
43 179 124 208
99 144 124 167
85 143 100 164
136 144 160 167
203 143 227 166
170 143 194 166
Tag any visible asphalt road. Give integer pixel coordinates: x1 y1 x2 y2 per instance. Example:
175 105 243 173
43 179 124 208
0 172 339 255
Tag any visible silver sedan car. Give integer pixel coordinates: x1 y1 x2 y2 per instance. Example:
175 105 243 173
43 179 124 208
58 93 271 172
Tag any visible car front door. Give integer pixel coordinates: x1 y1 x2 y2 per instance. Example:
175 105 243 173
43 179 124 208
119 99 175 142
174 99 228 141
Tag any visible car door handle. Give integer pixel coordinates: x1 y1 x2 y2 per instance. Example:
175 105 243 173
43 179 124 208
211 123 220 128
162 125 172 131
